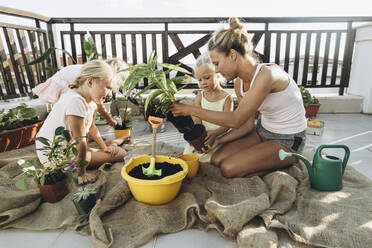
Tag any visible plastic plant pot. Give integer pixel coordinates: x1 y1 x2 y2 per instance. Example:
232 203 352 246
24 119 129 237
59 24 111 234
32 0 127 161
178 154 199 178
114 129 131 139
121 155 188 205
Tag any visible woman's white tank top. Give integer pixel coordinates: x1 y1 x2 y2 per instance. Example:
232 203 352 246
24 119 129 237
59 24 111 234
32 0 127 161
241 63 307 134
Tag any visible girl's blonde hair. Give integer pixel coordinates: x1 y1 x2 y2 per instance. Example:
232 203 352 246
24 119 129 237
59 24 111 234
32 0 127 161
194 52 214 73
194 52 226 86
106 58 129 84
208 17 254 57
69 60 114 89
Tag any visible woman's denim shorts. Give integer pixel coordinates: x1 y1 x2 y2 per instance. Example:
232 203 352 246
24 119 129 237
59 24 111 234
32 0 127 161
255 118 306 153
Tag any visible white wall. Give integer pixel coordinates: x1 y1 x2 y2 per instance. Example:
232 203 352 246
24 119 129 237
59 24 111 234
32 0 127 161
348 24 372 113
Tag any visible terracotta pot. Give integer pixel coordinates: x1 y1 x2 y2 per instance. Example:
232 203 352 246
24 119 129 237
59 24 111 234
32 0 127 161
38 178 68 203
305 104 321 118
183 124 207 152
167 112 194 134
0 121 44 153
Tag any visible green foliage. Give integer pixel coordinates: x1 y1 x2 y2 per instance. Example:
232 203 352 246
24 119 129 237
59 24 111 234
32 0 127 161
0 103 38 131
83 32 98 61
13 127 84 190
300 86 319 107
25 47 76 67
121 51 191 116
73 186 96 202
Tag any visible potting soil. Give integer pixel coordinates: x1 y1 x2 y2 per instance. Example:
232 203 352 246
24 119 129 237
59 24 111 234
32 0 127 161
128 161 183 180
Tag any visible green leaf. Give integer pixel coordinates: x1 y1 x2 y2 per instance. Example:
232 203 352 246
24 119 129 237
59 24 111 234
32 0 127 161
144 89 163 114
40 174 45 185
83 32 98 61
25 48 76 66
0 171 11 179
15 179 29 190
55 126 65 136
62 130 71 142
33 137 50 146
159 63 191 74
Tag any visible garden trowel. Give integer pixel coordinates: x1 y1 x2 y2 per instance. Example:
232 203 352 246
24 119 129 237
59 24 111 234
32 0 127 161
143 115 163 176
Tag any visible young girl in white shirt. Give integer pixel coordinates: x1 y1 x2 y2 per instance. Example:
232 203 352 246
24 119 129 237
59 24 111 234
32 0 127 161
36 60 128 184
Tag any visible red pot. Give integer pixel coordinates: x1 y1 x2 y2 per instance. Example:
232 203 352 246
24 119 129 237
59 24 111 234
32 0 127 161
305 104 321 118
38 178 68 203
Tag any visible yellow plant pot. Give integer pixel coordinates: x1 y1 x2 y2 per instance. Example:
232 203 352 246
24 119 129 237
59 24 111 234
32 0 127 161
114 129 130 138
121 155 188 205
178 154 199 178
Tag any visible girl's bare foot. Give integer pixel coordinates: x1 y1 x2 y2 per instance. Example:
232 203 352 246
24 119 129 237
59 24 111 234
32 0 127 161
107 136 131 146
81 171 98 184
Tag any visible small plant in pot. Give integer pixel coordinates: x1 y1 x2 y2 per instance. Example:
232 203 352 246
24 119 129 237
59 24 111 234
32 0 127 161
15 126 81 203
0 104 44 152
72 186 97 215
113 99 138 138
300 86 321 118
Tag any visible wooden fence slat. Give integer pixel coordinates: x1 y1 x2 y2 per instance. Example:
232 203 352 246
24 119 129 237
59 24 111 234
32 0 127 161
47 23 57 69
251 32 264 48
340 22 355 94
162 23 169 63
42 31 52 78
301 32 311 86
293 32 301 83
80 33 87 63
141 34 147 63
69 24 77 64
263 24 271 63
27 30 42 84
0 37 15 97
152 34 157 56
330 31 341 85
121 34 127 62
311 32 321 85
168 34 211 62
131 34 137 64
111 34 116 58
275 32 281 65
16 29 36 90
36 31 47 80
101 34 107 59
284 32 291 72
60 32 67 66
4 27 25 95
321 32 331 85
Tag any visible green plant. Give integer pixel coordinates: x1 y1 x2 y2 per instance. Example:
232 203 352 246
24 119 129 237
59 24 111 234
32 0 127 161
15 126 87 190
121 51 192 117
0 103 38 131
82 32 98 61
72 186 96 202
300 86 319 107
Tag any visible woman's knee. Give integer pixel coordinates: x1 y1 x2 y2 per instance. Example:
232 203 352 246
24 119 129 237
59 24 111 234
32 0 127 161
220 162 238 178
211 150 224 166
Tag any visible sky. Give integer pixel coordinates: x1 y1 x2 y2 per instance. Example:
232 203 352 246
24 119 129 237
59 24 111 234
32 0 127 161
1 0 372 18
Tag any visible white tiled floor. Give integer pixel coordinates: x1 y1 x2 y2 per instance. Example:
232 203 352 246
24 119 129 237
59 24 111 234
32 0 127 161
0 114 371 248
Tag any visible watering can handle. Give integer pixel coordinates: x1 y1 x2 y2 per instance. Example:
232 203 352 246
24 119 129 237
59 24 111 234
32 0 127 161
148 116 163 130
316 144 350 174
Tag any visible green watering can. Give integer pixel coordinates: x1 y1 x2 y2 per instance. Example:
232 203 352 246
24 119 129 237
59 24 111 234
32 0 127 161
279 145 350 191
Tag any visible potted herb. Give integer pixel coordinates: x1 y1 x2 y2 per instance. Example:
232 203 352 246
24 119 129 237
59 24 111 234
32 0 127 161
72 186 97 215
300 86 321 118
15 126 85 203
0 103 44 152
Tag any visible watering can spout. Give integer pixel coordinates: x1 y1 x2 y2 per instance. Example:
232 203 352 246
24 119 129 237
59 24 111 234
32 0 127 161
279 149 314 178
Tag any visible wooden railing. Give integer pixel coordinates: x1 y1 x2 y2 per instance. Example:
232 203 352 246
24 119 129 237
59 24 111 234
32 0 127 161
1 7 372 99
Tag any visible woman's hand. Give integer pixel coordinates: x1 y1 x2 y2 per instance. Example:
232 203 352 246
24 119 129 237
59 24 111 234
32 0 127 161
170 103 194 117
107 118 117 127
202 137 220 153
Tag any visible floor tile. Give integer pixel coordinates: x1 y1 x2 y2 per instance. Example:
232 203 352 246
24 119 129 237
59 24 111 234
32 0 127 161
155 229 237 248
0 229 64 248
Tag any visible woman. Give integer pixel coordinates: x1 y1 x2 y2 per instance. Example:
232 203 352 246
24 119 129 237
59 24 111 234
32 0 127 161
171 17 307 178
